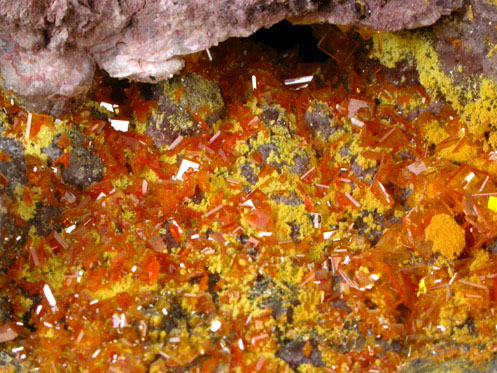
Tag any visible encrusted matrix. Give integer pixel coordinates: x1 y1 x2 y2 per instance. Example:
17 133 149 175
2 19 497 371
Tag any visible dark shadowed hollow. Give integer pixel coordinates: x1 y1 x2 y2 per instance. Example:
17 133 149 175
249 21 329 62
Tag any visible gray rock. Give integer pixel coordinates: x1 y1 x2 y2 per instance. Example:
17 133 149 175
304 103 337 139
250 275 299 321
353 210 386 246
61 145 103 188
42 135 63 165
402 355 497 373
432 0 497 88
0 296 12 325
240 162 259 185
0 192 28 271
160 221 180 252
291 153 310 176
350 160 378 183
0 350 31 372
29 203 62 237
277 339 325 369
145 73 224 148
0 137 26 196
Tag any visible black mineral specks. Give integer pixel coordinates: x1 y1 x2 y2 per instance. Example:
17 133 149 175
250 276 299 321
277 339 325 370
144 73 225 148
30 203 62 236
0 296 12 325
353 211 386 246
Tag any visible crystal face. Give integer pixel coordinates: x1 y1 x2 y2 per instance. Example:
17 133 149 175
1 28 497 371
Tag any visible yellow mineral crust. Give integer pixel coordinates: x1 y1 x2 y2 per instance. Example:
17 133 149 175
372 31 497 145
425 213 466 260
421 119 479 163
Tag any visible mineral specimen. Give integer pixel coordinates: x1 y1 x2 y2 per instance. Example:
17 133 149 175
2 18 497 373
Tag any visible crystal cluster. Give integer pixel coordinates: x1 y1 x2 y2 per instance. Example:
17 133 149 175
1 28 497 371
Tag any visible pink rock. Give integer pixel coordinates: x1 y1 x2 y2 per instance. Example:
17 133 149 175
0 0 464 114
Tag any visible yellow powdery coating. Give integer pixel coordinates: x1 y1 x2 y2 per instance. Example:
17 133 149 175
20 255 71 292
270 201 313 240
352 187 388 215
111 174 131 190
422 119 479 162
425 213 465 260
422 119 449 145
438 142 478 164
159 152 178 165
141 167 159 183
164 73 224 120
470 249 490 272
24 118 67 161
16 199 36 221
372 31 497 142
92 274 157 301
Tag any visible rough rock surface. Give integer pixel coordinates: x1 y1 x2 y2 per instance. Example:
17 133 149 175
61 145 103 188
0 192 28 266
0 137 26 196
304 102 338 139
59 129 104 189
144 72 224 148
432 0 497 85
296 0 463 30
0 0 463 114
